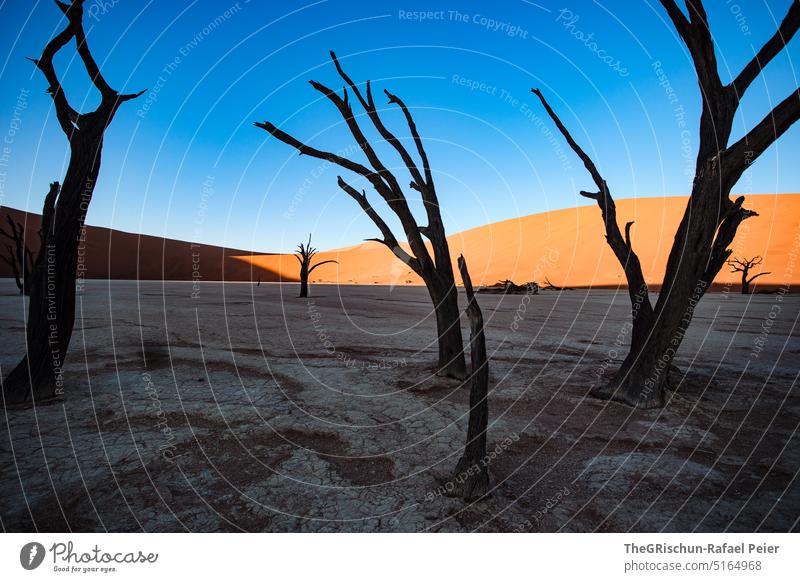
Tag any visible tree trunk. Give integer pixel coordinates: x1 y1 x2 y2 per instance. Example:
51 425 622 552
450 255 490 500
4 252 24 295
741 272 750 295
1 216 33 295
3 137 102 405
299 264 309 298
597 339 669 409
427 277 466 379
595 181 721 408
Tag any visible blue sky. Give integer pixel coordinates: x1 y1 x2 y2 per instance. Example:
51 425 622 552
0 0 797 253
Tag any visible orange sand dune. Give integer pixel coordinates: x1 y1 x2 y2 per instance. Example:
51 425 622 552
3 195 797 289
0 207 279 282
237 194 800 290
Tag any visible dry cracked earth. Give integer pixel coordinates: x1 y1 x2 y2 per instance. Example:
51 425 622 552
1 280 798 532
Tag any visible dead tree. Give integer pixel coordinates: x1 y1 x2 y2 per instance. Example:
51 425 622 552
2 1 144 405
295 234 337 298
0 215 35 295
533 0 800 408
451 255 490 500
255 51 466 378
728 256 770 295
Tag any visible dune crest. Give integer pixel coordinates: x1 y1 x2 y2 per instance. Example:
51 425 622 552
4 194 796 289
236 194 800 290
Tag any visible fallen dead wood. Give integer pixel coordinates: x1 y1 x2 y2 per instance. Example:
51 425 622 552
542 276 573 291
477 279 539 295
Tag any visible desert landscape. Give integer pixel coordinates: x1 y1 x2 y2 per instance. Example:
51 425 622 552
3 193 799 531
1 0 799 550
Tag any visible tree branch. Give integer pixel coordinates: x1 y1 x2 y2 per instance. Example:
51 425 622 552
731 1 800 100
255 55 444 273
383 89 434 195
336 176 421 272
317 53 445 263
383 89 433 190
69 2 114 98
747 271 771 284
532 88 653 316
723 88 800 186
659 0 691 38
329 51 427 191
659 0 725 115
308 259 338 274
308 78 402 199
532 90 605 193
27 14 80 135
382 86 451 269
254 120 377 180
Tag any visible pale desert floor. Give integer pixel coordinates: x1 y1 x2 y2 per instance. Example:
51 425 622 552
0 280 798 532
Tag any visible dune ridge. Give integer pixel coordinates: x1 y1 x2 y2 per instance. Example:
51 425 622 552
2 194 797 289
237 194 800 290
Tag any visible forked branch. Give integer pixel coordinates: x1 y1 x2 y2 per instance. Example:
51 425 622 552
658 0 723 97
329 52 428 193
531 88 652 316
28 0 145 137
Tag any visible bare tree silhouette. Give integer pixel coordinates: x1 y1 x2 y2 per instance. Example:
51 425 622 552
0 215 35 295
256 51 466 378
2 1 144 405
533 0 800 408
295 234 337 298
450 255 490 500
728 256 770 295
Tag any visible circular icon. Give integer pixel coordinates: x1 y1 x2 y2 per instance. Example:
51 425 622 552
20 542 46 570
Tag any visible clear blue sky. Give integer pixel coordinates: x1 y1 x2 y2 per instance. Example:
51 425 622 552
0 0 797 253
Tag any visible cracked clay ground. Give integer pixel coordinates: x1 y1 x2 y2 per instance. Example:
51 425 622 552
1 280 798 532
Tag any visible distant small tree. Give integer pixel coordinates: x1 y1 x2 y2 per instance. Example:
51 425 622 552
728 256 770 295
450 255 490 501
295 234 337 298
0 215 35 295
